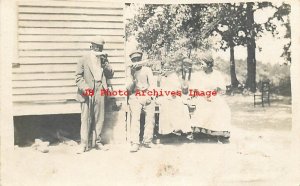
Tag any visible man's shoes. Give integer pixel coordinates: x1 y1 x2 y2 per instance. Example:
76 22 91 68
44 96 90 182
76 144 88 154
95 142 109 151
143 142 155 148
130 143 139 152
172 130 182 136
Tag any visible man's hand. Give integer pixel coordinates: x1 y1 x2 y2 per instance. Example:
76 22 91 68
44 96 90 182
145 99 151 105
205 96 212 102
101 62 109 68
145 96 155 105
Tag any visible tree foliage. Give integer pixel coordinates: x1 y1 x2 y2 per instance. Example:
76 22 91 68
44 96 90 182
211 2 291 91
126 4 217 60
126 3 291 92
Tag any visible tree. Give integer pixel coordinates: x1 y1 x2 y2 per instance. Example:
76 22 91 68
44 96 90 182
126 5 180 58
212 2 291 92
213 3 246 88
245 2 257 92
272 3 291 64
126 2 291 91
125 4 216 71
244 2 291 92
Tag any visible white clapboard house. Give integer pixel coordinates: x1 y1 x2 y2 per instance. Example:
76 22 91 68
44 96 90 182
1 0 127 145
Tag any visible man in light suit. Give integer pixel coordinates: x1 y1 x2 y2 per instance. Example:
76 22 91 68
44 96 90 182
75 37 114 153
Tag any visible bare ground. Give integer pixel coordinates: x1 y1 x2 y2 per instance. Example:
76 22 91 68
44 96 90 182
2 95 299 186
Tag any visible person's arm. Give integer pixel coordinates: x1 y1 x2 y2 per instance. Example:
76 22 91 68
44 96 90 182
102 55 114 79
103 64 114 79
75 57 91 92
125 67 135 95
147 67 155 91
215 71 226 95
146 67 156 101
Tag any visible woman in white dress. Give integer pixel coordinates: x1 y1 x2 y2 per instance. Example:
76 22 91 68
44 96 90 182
156 63 192 136
188 54 231 142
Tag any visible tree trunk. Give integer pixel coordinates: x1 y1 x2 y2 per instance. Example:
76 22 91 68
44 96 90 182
245 2 257 92
229 41 239 88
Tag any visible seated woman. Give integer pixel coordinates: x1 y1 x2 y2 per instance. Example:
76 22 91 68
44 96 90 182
188 54 231 142
156 63 192 137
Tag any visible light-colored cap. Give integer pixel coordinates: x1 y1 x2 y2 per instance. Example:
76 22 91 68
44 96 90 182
129 51 143 60
91 36 105 45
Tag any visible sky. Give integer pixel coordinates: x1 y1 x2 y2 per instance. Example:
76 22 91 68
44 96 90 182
214 32 290 65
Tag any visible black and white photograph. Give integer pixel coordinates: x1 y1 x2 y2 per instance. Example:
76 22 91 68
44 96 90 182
0 0 299 185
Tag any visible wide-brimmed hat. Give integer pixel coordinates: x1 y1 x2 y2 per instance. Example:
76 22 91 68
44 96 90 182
91 36 105 45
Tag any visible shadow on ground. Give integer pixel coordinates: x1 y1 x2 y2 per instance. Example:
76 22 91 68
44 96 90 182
14 95 292 147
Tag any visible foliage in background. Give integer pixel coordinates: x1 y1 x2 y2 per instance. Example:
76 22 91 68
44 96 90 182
126 4 217 60
126 3 291 95
215 57 291 95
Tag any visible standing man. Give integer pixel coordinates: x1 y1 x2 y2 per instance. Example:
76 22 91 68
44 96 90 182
75 37 114 153
127 51 155 152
